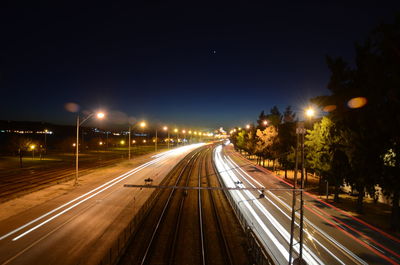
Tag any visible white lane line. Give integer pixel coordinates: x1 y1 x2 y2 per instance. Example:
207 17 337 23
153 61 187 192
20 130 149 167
213 148 289 263
224 154 366 265
217 152 323 265
0 158 161 241
2 144 204 241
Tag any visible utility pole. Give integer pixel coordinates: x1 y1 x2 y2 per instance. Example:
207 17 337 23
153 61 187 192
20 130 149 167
288 122 306 265
128 126 131 160
155 129 158 152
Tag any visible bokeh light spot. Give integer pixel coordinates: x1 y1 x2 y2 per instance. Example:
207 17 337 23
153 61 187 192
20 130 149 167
347 97 367 109
64 102 80 113
323 105 337 112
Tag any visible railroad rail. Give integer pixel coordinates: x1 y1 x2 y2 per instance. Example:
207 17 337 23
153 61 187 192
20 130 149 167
119 146 250 265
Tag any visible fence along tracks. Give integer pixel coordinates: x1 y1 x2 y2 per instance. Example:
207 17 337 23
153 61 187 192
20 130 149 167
119 146 249 265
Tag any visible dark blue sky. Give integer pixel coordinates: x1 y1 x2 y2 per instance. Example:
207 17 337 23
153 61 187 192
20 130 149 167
1 2 399 130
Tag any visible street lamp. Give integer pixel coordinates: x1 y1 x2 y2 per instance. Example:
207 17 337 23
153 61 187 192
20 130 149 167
174 128 178 146
163 126 170 149
75 111 105 185
246 124 250 129
44 129 48 155
288 107 315 264
263 120 268 126
30 145 36 160
305 107 315 118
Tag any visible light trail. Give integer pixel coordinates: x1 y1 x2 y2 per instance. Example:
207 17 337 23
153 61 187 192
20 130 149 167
223 155 358 265
1 144 204 241
214 147 323 264
225 151 399 265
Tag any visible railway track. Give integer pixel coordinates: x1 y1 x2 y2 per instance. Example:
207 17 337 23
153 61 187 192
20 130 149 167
0 155 124 202
119 146 249 265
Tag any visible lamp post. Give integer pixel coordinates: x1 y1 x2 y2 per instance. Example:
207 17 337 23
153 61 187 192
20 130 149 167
44 129 48 154
30 145 36 160
288 107 314 264
128 125 132 160
75 112 105 185
163 126 169 149
155 128 158 152
182 130 186 145
174 128 178 146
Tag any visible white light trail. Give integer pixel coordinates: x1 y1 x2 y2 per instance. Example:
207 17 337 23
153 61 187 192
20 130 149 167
224 155 367 265
1 144 202 241
214 146 324 264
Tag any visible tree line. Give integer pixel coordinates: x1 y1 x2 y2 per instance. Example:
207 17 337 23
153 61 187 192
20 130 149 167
230 15 399 231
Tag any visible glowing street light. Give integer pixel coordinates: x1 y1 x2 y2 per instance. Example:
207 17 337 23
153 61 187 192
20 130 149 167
305 107 315 118
120 140 125 145
140 121 146 128
263 120 268 126
246 124 250 129
75 111 105 185
44 129 48 155
30 144 36 160
163 126 170 149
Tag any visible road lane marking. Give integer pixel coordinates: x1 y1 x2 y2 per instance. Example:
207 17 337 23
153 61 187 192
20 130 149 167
1 144 204 241
219 153 324 265
224 153 369 265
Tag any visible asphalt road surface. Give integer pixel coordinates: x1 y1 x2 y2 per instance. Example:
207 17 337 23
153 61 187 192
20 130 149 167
0 144 203 265
214 143 400 265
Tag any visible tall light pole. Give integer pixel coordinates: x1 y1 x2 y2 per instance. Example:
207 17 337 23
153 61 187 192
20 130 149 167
182 130 186 145
44 129 48 154
128 125 132 160
30 145 36 160
75 112 105 185
155 128 158 152
174 128 178 146
163 126 169 149
288 107 314 264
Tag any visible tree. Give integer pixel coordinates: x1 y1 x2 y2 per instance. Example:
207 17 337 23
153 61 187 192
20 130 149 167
7 136 34 168
255 126 278 165
266 106 282 127
305 117 349 202
277 106 297 178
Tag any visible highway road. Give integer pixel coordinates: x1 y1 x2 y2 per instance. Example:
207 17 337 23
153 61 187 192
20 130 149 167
213 143 400 265
0 144 203 265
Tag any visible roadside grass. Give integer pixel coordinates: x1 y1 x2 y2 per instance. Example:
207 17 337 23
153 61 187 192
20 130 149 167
0 144 171 173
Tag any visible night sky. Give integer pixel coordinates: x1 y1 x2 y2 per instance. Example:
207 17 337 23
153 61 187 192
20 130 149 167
1 2 399 130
